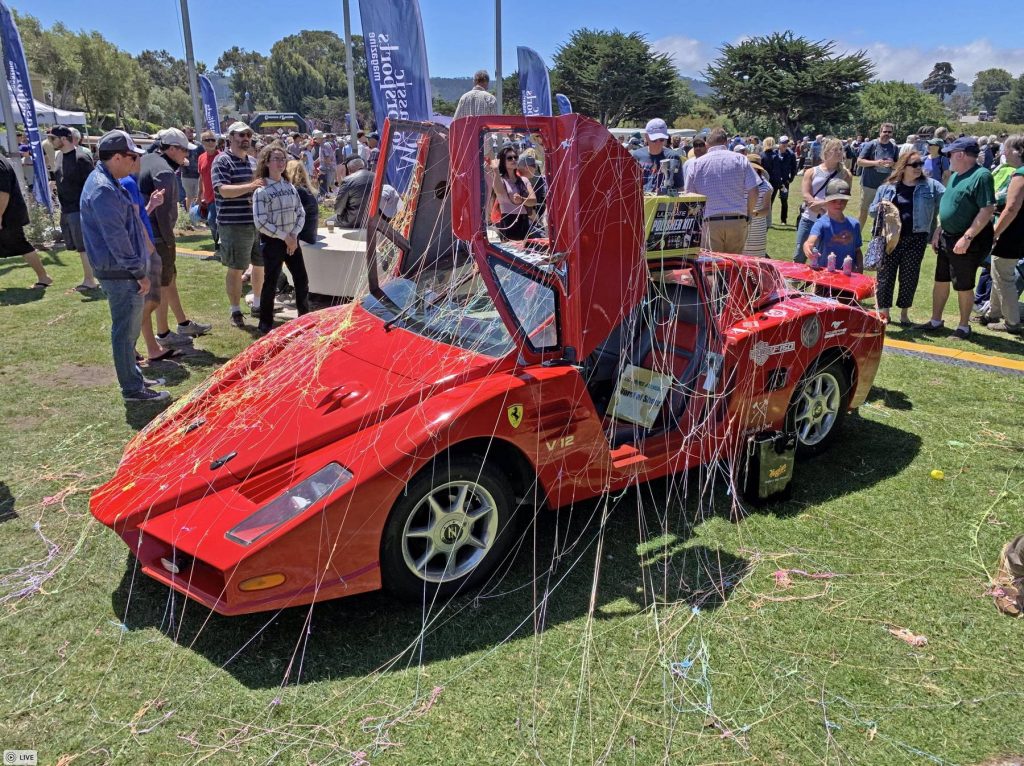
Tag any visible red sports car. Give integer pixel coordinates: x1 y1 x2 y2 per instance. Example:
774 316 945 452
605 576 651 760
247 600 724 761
91 116 884 615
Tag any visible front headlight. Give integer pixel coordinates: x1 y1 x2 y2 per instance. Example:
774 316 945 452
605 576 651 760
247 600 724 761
226 462 353 546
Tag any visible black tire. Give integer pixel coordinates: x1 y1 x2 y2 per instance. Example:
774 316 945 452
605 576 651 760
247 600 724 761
785 359 850 457
380 455 520 600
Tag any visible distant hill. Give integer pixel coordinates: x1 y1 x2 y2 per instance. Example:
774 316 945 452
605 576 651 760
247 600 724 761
431 77 474 102
431 75 715 101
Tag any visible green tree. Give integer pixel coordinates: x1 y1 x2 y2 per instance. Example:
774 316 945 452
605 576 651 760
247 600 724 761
996 74 1024 124
215 47 272 110
432 94 457 116
147 86 194 127
670 78 697 123
947 92 972 119
270 31 352 98
551 29 677 127
922 62 956 101
973 68 1013 113
704 32 873 138
13 12 81 109
269 51 325 113
502 71 523 116
856 81 947 139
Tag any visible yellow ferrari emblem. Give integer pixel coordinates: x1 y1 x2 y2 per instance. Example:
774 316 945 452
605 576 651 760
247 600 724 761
507 404 524 429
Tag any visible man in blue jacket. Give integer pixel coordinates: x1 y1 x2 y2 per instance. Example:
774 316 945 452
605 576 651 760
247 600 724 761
80 130 170 403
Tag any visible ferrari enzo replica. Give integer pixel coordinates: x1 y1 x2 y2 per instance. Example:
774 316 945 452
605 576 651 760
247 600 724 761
91 115 884 615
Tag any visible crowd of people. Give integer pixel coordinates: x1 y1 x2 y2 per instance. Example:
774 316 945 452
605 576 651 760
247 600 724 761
624 118 1024 339
1 99 1022 404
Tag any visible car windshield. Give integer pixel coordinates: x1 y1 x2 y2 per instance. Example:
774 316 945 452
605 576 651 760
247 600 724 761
361 239 518 358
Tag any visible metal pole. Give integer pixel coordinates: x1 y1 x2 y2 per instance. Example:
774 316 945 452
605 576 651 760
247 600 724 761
494 0 502 114
0 70 26 187
343 0 359 153
179 0 203 134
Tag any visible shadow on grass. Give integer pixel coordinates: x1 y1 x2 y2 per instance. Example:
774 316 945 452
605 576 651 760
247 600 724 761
0 286 49 306
111 484 750 688
123 396 175 430
887 324 1024 357
866 385 913 410
0 482 16 524
107 415 918 688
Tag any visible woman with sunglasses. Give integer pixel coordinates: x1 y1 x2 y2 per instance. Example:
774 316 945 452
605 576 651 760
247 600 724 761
869 151 945 325
489 146 536 241
252 145 307 336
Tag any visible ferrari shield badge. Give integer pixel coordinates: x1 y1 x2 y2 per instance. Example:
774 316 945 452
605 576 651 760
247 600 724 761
507 404 524 428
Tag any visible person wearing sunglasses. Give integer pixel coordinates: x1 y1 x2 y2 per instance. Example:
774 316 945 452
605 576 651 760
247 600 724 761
869 151 946 325
211 121 265 328
488 146 536 241
857 122 899 228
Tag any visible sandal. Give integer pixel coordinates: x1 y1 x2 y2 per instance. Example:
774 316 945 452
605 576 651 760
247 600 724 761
32 280 52 289
146 348 184 363
72 283 100 293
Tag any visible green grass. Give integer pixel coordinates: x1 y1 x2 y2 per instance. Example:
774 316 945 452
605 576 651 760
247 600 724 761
1 235 1022 764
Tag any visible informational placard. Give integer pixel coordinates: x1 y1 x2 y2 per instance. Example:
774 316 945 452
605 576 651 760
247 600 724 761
643 193 705 262
608 364 673 429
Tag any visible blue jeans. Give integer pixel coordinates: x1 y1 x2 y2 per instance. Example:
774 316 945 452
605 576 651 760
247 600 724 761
207 200 219 246
100 278 145 397
793 215 816 263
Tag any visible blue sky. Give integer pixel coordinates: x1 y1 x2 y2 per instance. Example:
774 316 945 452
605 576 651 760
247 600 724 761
14 0 1024 82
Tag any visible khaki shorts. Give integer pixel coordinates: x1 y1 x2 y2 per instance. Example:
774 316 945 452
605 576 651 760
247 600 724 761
144 250 162 303
155 240 176 287
859 186 877 220
218 224 263 270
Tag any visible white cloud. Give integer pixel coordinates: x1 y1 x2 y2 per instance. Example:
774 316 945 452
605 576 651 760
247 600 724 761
838 38 1024 83
651 36 710 78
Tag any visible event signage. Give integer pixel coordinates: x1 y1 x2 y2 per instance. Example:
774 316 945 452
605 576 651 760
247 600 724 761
0 0 51 210
516 46 551 117
358 0 432 191
198 74 219 134
555 93 572 115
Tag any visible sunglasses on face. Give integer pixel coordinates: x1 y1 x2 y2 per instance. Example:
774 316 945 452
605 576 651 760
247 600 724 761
269 155 288 163
202 139 216 144
233 132 253 139
907 161 924 168
505 155 518 161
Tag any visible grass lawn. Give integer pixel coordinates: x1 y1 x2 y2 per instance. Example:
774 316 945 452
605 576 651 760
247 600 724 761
0 216 1022 764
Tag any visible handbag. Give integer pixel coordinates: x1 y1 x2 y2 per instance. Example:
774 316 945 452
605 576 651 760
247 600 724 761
798 168 840 218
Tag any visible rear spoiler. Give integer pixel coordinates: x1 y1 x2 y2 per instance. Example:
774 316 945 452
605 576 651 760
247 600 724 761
773 261 876 304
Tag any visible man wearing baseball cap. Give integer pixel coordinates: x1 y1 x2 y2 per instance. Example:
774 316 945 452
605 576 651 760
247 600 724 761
211 121 265 327
631 117 684 194
80 130 169 402
916 136 995 339
138 127 211 356
50 124 100 291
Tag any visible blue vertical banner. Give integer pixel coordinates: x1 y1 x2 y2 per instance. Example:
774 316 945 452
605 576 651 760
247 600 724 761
516 46 551 117
198 74 219 134
358 0 432 191
555 93 572 115
0 1 51 210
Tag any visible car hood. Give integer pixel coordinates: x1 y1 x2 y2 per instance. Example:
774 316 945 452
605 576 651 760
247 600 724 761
91 305 502 531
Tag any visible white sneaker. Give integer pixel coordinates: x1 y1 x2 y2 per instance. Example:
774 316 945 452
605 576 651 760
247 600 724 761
143 377 166 387
176 319 212 337
157 331 194 349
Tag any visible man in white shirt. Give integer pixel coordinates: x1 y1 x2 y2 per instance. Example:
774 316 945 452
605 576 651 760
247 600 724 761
683 127 759 254
454 70 498 120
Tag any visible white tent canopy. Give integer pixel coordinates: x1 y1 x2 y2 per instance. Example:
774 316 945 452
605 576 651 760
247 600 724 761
9 96 86 126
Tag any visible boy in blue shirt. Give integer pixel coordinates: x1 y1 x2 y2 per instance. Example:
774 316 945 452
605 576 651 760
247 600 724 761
802 178 863 271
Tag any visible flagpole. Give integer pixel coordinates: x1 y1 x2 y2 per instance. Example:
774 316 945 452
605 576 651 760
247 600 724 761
342 0 359 153
0 69 26 187
179 0 203 135
494 0 502 114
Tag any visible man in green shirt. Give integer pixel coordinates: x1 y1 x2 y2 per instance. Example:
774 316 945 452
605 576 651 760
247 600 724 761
916 137 995 339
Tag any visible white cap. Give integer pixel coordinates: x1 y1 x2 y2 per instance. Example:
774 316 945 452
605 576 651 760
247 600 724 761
779 135 790 144
158 127 198 151
227 121 252 135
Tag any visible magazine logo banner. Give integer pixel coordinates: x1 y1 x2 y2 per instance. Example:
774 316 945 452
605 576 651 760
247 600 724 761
198 74 219 134
359 0 432 191
516 46 551 117
0 1 52 210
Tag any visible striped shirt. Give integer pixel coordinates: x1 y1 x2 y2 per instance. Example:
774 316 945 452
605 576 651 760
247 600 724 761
211 151 257 226
453 87 497 120
252 179 305 239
